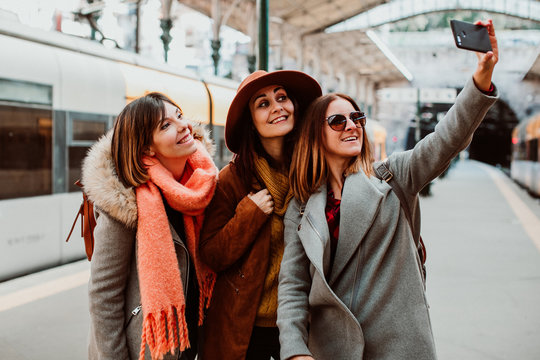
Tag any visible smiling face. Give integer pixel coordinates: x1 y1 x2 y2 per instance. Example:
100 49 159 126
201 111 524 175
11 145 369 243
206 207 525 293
249 85 295 142
322 98 364 167
148 101 197 164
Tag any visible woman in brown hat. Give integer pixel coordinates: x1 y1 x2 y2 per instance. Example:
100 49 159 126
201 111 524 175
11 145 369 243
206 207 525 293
199 70 322 360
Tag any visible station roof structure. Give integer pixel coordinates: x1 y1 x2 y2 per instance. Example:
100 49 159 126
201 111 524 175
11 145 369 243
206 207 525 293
177 0 412 83
302 29 413 83
179 0 387 36
259 0 388 35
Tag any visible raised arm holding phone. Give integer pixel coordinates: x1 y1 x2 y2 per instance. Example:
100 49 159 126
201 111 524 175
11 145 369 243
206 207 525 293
277 20 499 360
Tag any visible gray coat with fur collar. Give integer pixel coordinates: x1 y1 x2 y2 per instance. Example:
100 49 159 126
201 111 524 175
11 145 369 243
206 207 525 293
277 78 498 360
83 123 213 360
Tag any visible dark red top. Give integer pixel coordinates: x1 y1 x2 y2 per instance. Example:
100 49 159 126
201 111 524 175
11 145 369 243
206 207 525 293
325 188 341 267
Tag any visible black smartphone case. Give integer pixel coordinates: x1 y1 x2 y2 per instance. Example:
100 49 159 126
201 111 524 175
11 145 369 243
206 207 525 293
450 20 492 53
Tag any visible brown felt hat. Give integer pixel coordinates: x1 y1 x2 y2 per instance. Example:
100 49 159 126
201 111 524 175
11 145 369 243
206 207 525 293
225 70 322 153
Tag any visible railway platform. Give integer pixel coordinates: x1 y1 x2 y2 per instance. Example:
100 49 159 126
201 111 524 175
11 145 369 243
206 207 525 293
1 159 540 360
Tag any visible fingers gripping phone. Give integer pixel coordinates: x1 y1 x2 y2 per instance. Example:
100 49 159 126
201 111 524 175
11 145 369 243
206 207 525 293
450 20 492 53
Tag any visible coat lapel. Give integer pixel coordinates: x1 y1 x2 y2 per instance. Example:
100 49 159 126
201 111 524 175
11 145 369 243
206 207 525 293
329 171 385 283
298 184 332 277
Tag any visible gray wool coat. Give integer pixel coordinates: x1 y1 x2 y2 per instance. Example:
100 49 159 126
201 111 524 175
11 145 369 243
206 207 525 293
277 78 498 360
83 123 214 360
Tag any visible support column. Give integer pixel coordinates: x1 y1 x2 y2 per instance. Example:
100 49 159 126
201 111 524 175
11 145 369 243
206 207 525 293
211 40 221 75
371 82 379 120
211 0 222 76
160 19 172 62
83 0 102 41
257 0 269 70
356 77 367 111
159 0 174 63
365 80 375 118
134 0 141 53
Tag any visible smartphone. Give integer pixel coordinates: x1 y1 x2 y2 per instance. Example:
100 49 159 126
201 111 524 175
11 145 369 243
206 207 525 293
450 20 492 53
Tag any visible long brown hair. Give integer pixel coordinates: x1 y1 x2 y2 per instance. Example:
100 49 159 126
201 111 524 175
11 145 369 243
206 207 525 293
111 92 184 188
231 93 300 189
290 93 374 203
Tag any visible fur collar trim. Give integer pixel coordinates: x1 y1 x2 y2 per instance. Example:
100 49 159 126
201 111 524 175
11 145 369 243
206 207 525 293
81 121 215 229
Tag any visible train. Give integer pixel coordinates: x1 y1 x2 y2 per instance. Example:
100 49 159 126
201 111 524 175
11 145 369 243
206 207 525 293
0 20 240 281
511 111 540 196
0 20 387 281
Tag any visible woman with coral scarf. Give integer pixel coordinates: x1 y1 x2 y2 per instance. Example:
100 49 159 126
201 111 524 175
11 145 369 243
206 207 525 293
84 92 217 360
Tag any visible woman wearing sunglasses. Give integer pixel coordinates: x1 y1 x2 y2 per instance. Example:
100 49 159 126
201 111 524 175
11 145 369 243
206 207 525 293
277 20 498 360
198 70 321 360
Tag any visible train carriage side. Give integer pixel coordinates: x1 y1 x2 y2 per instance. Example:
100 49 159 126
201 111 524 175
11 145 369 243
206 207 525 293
0 23 237 281
511 122 526 186
0 29 128 280
511 112 540 196
529 114 540 196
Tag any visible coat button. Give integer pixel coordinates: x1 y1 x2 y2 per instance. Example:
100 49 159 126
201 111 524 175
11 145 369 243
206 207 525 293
298 224 302 231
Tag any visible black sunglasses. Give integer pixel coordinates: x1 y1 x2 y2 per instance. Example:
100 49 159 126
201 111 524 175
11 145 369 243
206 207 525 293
325 111 366 131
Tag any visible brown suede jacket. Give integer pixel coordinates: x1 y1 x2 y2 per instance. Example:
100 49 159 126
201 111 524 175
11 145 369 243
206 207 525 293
199 163 271 360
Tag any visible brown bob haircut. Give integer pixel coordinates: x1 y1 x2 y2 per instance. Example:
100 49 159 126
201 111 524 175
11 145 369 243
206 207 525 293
111 92 193 188
290 93 374 203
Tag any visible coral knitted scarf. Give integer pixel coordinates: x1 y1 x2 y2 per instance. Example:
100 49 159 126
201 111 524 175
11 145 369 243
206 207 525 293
135 141 217 360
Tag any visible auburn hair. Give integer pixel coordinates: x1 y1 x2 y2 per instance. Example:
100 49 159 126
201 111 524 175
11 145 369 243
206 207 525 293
290 93 374 203
111 92 185 188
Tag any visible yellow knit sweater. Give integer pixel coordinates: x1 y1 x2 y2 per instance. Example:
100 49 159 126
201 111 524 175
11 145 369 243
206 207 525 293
255 233 284 326
253 156 292 327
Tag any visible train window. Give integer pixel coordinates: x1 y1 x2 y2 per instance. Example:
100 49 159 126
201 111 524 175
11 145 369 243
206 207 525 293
72 120 106 142
529 139 538 162
218 138 233 168
516 141 527 161
219 139 225 161
0 105 53 199
66 112 112 192
0 78 52 106
68 147 90 192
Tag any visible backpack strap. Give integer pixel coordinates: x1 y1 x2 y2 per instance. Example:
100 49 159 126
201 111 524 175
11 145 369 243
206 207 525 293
374 161 413 231
373 161 394 182
65 180 95 261
373 160 427 278
65 203 83 242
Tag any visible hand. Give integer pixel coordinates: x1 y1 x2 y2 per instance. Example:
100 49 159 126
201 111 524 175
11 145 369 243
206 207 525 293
247 189 274 215
289 357 315 360
472 19 499 92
